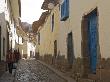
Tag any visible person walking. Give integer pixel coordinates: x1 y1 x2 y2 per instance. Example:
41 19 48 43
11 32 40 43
15 50 21 63
6 50 14 74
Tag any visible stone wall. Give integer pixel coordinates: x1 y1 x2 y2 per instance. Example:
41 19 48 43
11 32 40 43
37 54 84 80
0 61 6 77
37 54 110 82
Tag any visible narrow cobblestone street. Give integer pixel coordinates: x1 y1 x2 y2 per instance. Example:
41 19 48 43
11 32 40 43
0 59 75 82
14 59 68 82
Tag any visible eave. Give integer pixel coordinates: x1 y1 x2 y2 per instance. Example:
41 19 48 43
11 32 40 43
32 11 50 32
9 0 21 18
41 0 59 10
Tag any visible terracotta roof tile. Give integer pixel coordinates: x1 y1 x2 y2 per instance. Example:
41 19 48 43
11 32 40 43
32 11 50 32
41 0 59 10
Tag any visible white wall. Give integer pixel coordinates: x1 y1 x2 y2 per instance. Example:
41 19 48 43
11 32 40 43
58 0 110 59
0 13 7 61
0 0 5 13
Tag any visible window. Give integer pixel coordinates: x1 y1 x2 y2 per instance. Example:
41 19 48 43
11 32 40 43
19 37 23 44
51 14 54 32
3 38 5 56
22 38 24 43
18 36 19 44
59 4 61 11
54 40 57 58
61 0 69 21
38 33 40 45
11 17 13 24
5 0 7 3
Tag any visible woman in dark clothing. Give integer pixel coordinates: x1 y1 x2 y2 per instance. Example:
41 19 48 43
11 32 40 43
6 50 14 74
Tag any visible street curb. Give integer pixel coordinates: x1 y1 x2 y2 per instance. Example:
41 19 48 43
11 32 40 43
37 60 76 82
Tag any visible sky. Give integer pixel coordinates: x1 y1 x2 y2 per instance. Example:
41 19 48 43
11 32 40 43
21 0 44 24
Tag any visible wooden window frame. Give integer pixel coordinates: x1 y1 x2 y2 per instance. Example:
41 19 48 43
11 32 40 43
61 0 69 21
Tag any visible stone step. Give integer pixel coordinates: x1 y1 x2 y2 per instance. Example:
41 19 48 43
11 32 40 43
88 74 97 80
78 78 95 82
87 69 110 82
96 69 110 82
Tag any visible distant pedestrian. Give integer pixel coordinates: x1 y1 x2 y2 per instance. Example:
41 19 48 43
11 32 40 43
35 52 39 60
15 50 21 63
6 50 14 74
14 50 17 62
17 51 21 61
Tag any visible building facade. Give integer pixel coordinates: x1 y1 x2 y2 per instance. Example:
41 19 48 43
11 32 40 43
33 0 110 81
0 13 7 61
0 0 21 61
0 0 21 76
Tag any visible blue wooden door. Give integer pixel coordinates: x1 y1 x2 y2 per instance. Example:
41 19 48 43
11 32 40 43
88 11 97 73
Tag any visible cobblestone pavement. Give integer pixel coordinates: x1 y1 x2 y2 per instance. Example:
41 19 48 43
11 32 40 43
0 71 14 82
15 59 67 82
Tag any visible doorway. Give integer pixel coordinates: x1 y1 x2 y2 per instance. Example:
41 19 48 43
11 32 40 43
3 38 5 56
54 40 57 58
81 9 98 73
67 32 74 68
0 26 1 61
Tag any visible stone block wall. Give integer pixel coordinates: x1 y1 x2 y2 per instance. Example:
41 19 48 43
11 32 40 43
38 54 84 80
38 53 110 82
